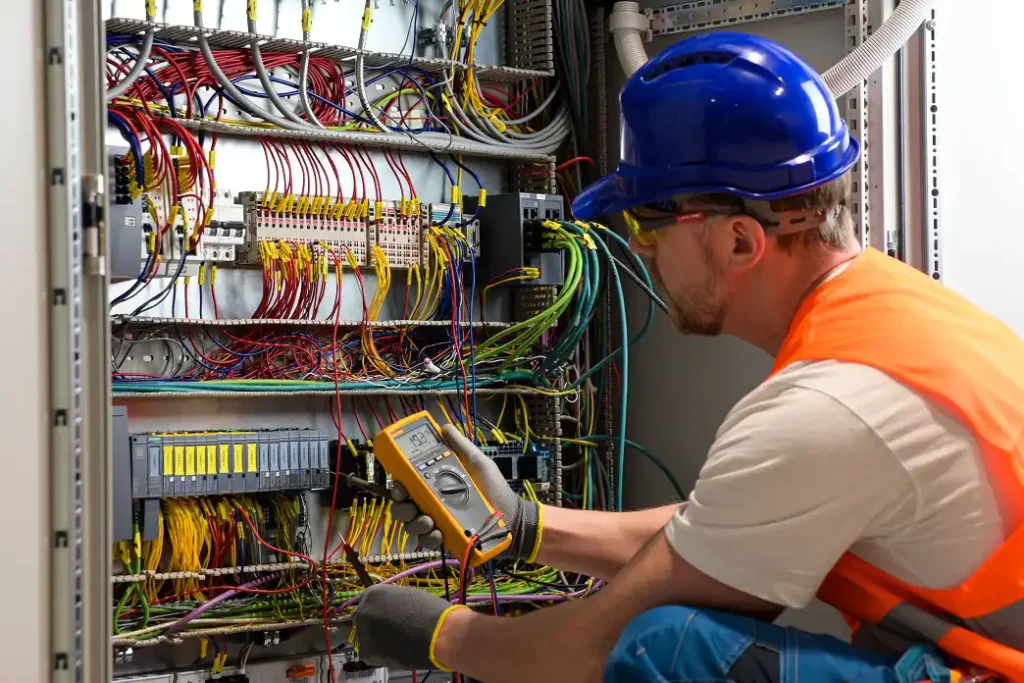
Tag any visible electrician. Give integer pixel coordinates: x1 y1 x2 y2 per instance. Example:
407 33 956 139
353 34 1024 682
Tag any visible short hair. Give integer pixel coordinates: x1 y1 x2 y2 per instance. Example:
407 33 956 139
770 173 855 253
681 172 856 254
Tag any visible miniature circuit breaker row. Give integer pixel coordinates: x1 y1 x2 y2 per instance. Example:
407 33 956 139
129 428 332 498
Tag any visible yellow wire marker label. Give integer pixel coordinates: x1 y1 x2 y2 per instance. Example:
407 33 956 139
185 446 196 476
302 7 313 32
247 0 258 21
163 446 174 476
247 443 258 473
233 444 244 474
174 446 185 477
146 0 157 17
219 444 230 474
361 8 373 30
196 446 207 476
207 446 217 474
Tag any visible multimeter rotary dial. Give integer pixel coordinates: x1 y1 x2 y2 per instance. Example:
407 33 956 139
434 470 471 506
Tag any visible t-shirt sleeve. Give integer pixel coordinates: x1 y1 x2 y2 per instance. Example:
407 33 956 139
664 381 911 608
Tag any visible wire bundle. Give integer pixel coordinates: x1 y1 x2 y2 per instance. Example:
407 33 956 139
104 0 567 154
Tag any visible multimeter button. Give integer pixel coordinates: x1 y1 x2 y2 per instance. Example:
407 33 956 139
424 472 432 479
417 463 427 471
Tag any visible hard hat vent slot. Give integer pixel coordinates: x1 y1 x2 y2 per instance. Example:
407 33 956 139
642 51 736 81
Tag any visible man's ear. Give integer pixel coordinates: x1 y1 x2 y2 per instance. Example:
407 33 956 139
723 215 766 273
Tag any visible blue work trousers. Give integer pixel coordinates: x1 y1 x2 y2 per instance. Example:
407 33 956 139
605 606 954 683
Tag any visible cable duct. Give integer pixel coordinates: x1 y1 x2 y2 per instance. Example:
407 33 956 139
609 0 939 98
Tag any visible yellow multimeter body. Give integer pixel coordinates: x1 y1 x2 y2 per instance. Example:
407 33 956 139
373 411 512 568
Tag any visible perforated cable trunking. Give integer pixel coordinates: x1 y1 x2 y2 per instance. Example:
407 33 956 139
649 0 844 36
507 0 556 73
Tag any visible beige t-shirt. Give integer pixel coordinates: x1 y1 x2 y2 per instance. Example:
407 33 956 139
664 359 1006 608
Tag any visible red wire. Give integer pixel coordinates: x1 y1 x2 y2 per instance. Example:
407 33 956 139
321 245 346 683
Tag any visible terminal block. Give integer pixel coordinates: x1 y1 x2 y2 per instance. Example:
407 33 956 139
129 428 332 499
370 199 426 268
237 192 370 266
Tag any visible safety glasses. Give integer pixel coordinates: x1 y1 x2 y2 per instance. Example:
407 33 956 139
625 200 743 247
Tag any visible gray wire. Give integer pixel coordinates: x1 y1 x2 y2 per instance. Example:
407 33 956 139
194 9 308 131
298 1 325 130
355 0 390 132
107 5 155 99
248 13 312 128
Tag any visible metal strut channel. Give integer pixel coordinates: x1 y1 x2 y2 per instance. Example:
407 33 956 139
920 10 941 281
44 0 84 680
843 0 872 249
649 0 844 36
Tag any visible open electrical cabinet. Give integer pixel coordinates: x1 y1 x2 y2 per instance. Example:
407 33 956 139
26 0 1018 682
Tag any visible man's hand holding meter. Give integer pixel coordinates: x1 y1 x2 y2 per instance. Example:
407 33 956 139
353 424 687 679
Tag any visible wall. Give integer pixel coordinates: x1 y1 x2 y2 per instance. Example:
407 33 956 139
0 0 50 679
935 2 1024 337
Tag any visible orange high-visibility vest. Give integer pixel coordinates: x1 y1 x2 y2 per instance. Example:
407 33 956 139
770 248 1024 680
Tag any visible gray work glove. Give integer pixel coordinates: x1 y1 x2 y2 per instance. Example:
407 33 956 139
392 424 543 561
353 584 467 670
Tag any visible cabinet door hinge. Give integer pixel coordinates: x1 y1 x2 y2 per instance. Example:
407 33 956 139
82 173 106 276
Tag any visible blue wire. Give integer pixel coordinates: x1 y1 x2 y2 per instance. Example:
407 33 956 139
107 111 145 187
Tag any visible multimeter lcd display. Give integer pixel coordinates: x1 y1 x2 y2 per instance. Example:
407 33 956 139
394 424 442 461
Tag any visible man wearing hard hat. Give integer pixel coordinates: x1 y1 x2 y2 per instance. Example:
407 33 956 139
353 34 1024 682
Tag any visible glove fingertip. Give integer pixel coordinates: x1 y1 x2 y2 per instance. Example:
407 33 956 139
421 530 443 549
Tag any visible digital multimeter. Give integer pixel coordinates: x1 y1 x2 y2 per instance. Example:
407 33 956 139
373 411 512 568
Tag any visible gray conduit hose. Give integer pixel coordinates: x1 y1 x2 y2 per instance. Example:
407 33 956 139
248 9 312 128
298 0 325 129
107 2 156 99
355 0 391 132
609 0 940 99
194 9 308 131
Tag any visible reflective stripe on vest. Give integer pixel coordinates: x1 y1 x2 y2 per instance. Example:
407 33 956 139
770 248 1024 679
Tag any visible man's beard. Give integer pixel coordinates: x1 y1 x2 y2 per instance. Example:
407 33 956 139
650 264 727 337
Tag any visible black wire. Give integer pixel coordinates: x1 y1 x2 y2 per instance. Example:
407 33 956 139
610 254 669 314
130 249 189 316
439 548 453 602
499 570 590 591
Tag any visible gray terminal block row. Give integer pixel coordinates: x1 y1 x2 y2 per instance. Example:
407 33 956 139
129 429 332 498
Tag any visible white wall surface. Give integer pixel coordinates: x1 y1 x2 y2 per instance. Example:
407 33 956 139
935 2 1024 336
0 1 50 679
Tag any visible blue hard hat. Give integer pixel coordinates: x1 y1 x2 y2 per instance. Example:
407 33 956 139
572 33 860 220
